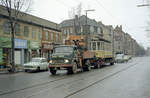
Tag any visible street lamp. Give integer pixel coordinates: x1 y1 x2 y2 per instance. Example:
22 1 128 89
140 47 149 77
85 9 95 50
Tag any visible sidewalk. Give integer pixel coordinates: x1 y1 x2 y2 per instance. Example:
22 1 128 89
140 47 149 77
0 66 24 74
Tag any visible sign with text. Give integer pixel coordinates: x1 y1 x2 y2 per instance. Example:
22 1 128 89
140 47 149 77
30 41 40 49
15 39 27 49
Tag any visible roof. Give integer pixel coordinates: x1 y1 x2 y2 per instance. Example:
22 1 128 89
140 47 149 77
59 15 98 28
0 5 60 31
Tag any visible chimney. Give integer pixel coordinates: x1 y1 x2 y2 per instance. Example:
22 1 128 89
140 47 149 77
120 25 122 30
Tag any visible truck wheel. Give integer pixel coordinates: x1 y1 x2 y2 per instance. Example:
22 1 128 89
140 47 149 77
110 62 114 65
50 68 57 75
67 62 77 74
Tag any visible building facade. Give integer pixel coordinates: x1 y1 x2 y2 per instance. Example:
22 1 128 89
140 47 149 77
0 5 62 66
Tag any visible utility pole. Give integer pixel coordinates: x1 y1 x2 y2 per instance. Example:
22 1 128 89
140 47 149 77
112 28 115 57
85 9 95 50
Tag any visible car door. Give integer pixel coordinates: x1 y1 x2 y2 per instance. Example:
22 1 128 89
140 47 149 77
41 59 48 70
40 59 45 70
43 59 48 70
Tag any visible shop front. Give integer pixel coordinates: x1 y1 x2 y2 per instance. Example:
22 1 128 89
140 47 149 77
29 41 40 58
0 37 11 67
14 38 27 65
42 42 53 60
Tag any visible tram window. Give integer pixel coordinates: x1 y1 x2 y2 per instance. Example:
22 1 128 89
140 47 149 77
93 42 96 50
98 42 100 50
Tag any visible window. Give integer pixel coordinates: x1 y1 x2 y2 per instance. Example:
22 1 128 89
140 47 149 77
32 28 36 39
98 42 100 50
3 21 10 34
24 26 29 37
89 42 91 50
51 32 54 40
45 31 49 40
100 27 103 34
39 29 42 39
93 42 96 50
15 24 20 36
56 34 59 41
70 28 73 34
90 26 94 33
94 26 97 33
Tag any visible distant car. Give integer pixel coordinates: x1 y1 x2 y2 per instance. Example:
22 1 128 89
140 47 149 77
23 57 49 72
123 55 130 62
115 54 124 63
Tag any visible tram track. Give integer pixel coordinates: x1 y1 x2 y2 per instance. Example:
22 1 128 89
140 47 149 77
0 59 139 97
64 62 138 98
0 69 102 96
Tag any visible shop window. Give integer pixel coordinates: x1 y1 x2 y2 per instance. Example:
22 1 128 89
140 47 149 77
15 23 20 36
24 26 29 37
3 21 10 34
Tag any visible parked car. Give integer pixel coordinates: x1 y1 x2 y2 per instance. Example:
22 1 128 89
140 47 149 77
115 54 124 63
23 57 49 72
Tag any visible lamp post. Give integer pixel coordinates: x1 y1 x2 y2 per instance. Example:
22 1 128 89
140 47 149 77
85 9 95 50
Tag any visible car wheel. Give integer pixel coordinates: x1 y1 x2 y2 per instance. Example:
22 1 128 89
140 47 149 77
37 67 40 72
50 68 57 75
24 69 28 72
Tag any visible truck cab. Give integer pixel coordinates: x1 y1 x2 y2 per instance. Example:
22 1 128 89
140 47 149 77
49 45 79 75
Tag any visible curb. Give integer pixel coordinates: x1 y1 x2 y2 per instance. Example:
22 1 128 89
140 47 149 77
0 68 24 75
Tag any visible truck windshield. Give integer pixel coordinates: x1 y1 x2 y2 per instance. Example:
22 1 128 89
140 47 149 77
54 47 73 53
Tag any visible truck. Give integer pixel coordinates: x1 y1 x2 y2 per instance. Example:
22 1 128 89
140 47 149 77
48 34 114 75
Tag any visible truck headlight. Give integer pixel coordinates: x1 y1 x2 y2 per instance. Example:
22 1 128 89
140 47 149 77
64 59 69 63
49 60 53 64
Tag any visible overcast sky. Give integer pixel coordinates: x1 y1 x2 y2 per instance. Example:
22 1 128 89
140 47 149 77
29 0 149 49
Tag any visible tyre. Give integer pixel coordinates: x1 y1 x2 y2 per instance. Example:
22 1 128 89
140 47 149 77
37 67 40 72
84 60 91 71
24 69 28 72
110 62 114 65
67 62 77 74
50 68 57 75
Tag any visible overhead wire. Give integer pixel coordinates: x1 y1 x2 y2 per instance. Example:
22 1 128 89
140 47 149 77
94 0 133 31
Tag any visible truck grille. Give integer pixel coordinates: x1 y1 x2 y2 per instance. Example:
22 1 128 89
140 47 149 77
53 59 64 64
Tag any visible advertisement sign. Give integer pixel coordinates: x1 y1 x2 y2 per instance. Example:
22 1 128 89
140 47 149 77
0 37 11 48
30 41 40 49
0 48 2 64
15 39 27 49
42 43 53 51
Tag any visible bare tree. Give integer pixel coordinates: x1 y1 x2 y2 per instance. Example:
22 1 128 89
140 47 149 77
76 3 82 17
68 3 82 34
0 0 32 72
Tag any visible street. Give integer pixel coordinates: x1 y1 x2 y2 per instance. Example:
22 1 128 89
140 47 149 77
0 57 150 98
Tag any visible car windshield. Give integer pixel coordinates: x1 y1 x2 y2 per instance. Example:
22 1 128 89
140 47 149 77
31 58 41 62
54 46 73 53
